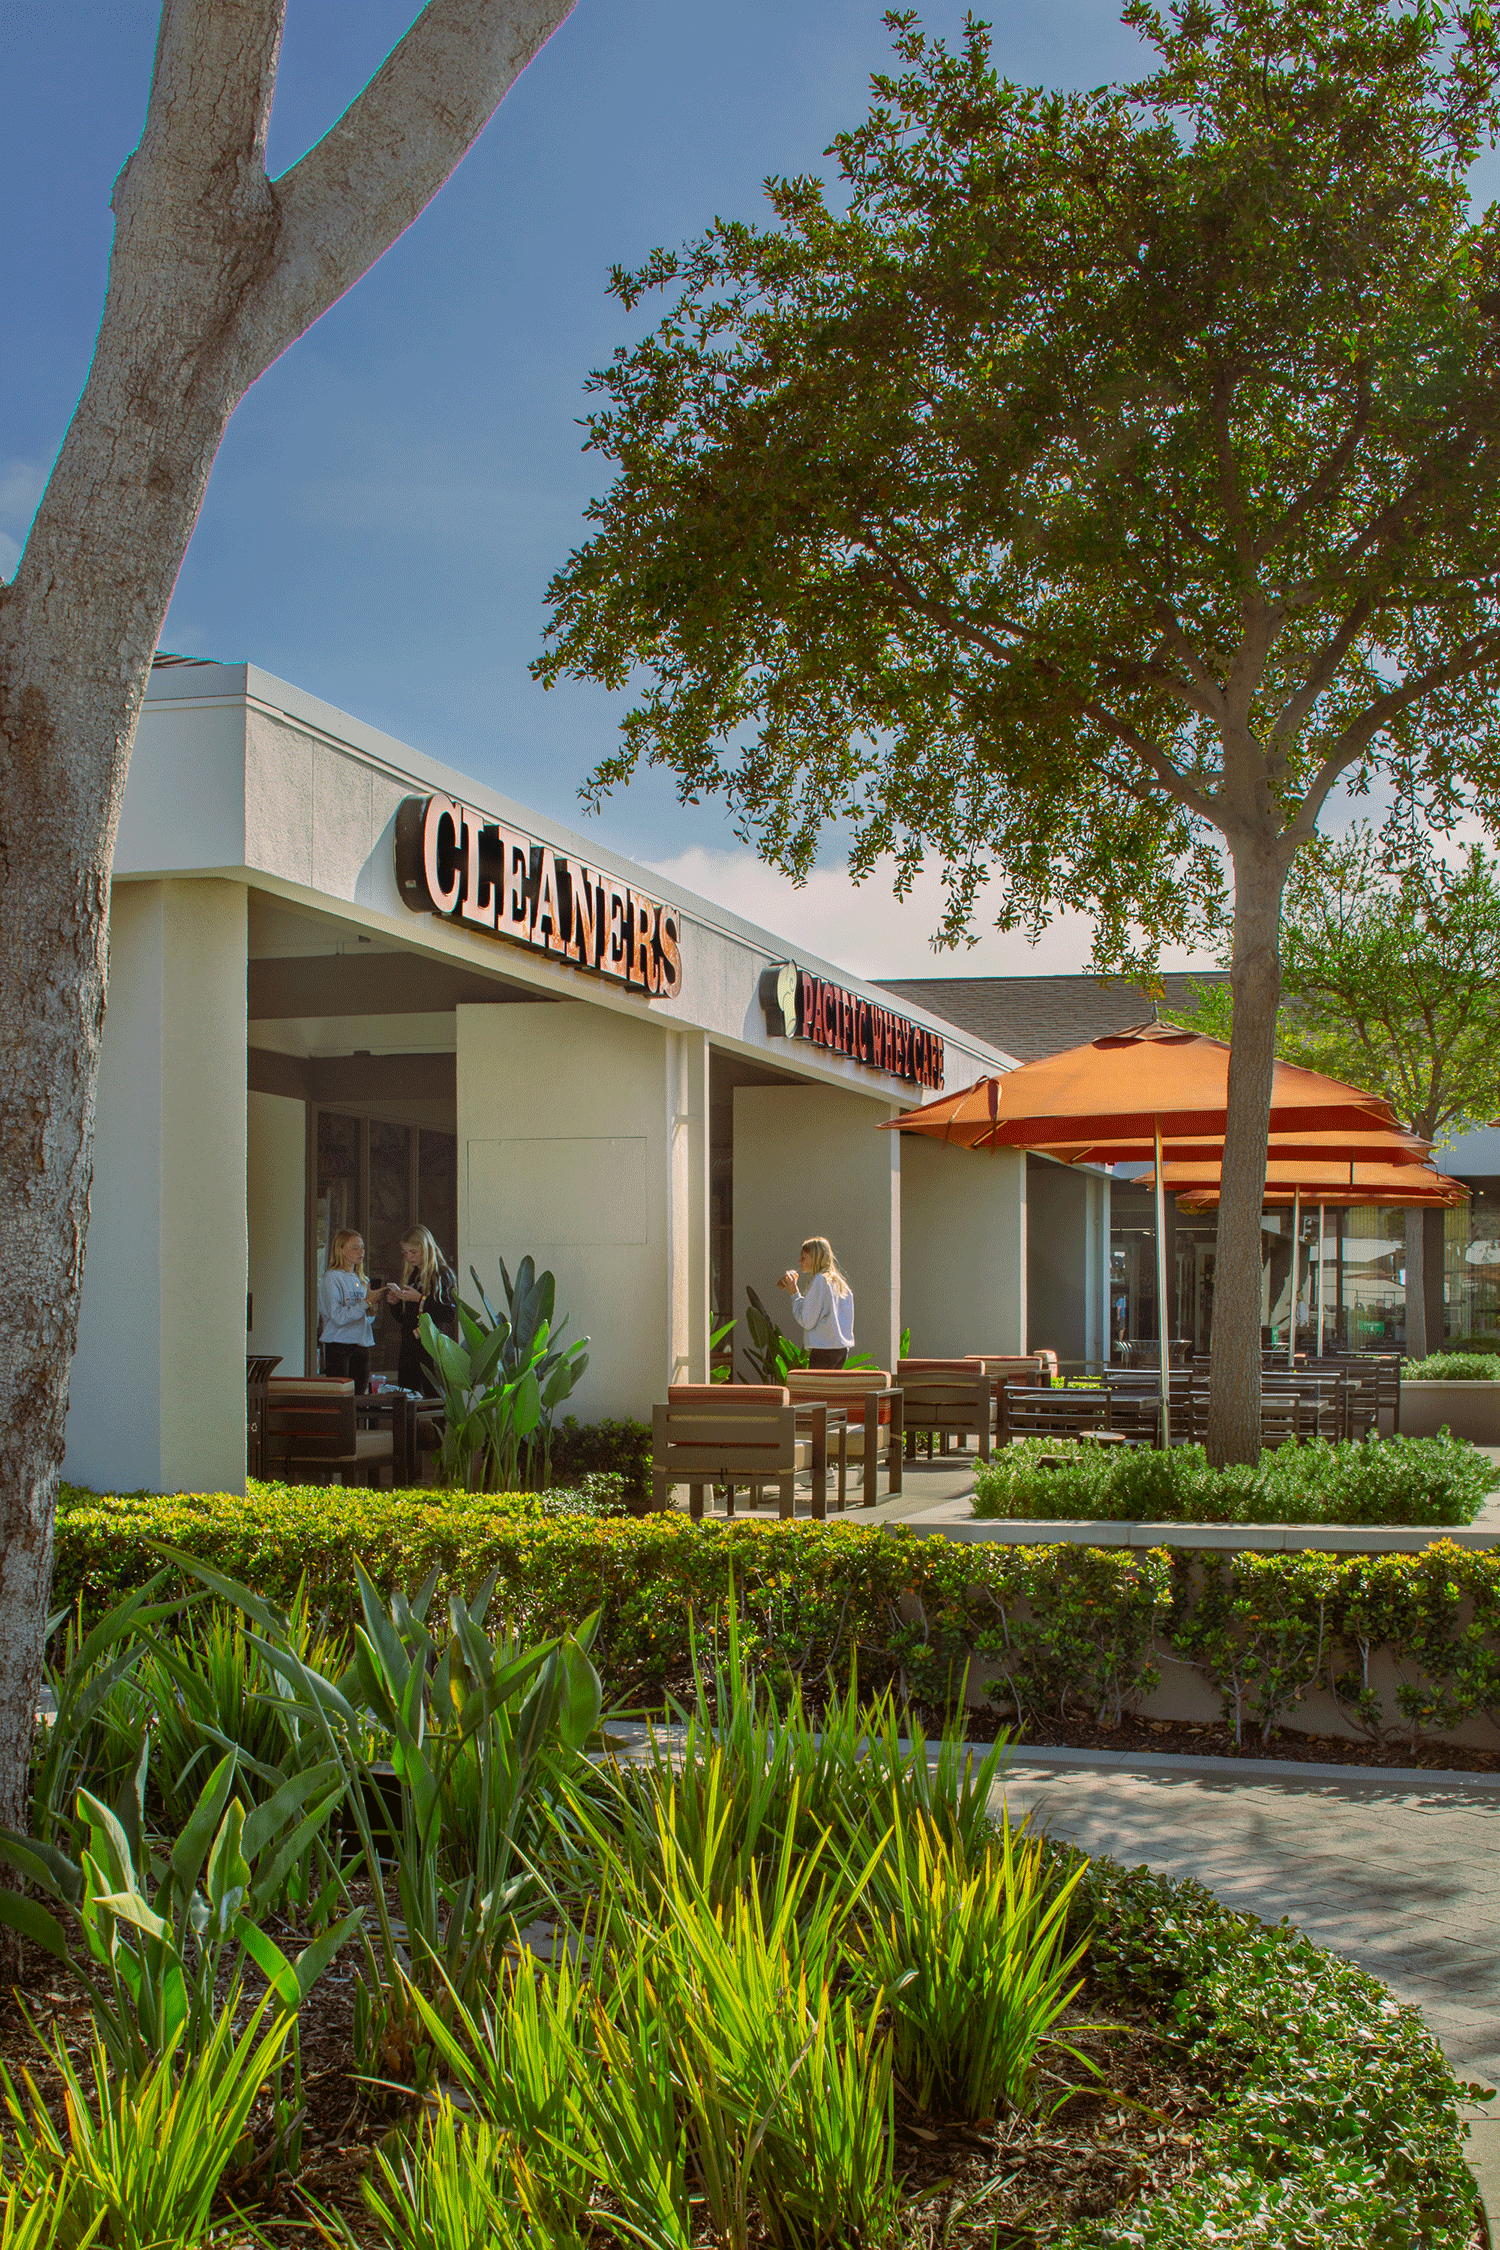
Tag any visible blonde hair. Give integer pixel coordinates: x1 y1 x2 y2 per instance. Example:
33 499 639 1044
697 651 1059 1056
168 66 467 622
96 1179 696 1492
329 1227 366 1278
801 1236 851 1298
401 1224 450 1298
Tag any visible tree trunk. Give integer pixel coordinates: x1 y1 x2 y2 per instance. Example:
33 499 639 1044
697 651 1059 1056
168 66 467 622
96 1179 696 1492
1404 1207 1428 1361
0 0 574 1838
1207 844 1288 1467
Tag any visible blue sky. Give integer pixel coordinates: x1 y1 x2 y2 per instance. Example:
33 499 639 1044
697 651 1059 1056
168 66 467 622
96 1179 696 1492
5 3 1198 973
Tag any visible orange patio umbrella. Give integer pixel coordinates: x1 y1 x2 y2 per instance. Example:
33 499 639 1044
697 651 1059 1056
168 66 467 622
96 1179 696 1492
889 1021 1397 1441
1033 1124 1432 1167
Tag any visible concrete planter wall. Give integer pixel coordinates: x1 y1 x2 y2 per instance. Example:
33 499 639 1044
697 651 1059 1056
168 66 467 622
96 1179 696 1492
1400 1379 1500 1443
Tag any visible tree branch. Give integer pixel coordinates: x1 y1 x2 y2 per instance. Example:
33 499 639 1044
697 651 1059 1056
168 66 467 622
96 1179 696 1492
1253 372 1371 562
1286 629 1500 842
246 0 577 379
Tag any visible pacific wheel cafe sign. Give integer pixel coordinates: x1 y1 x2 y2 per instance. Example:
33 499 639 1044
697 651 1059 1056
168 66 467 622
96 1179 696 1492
396 794 683 997
759 961 944 1090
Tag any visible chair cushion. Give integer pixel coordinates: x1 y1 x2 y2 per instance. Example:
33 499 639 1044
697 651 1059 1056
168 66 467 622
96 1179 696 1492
269 1376 354 1398
785 1371 894 1425
667 1383 791 1404
898 1360 989 1375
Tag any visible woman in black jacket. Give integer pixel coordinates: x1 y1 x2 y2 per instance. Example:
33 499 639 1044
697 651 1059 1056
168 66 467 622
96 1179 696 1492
386 1226 459 1396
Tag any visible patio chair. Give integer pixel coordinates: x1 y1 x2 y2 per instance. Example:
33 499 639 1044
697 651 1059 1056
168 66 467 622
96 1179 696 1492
1104 1367 1194 1444
998 1382 1121 1443
896 1361 993 1462
653 1386 822 1520
265 1376 395 1486
785 1369 904 1505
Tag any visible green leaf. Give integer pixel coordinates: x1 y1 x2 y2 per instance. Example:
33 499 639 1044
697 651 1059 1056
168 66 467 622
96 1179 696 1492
169 1752 239 1899
0 1890 71 1964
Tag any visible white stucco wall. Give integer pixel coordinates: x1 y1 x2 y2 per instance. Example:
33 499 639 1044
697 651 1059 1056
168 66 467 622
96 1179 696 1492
247 1090 307 1374
1026 1159 1111 1368
732 1083 902 1374
67 880 249 1494
898 1135 1027 1357
457 1000 703 1418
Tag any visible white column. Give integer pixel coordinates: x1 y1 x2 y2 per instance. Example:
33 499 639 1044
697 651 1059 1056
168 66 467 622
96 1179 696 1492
733 1082 902 1372
248 1090 308 1372
666 1028 710 1385
457 1000 685 1416
67 880 249 1494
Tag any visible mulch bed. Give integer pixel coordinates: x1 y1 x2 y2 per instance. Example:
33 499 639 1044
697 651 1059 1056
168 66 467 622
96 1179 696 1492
0 1929 1227 2249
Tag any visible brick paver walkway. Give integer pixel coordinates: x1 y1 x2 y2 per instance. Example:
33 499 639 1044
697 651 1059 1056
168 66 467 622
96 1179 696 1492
998 1752 1500 2215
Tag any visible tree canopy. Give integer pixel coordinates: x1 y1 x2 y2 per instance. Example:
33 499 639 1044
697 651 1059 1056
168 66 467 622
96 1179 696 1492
1176 824 1500 1146
540 0 1500 1460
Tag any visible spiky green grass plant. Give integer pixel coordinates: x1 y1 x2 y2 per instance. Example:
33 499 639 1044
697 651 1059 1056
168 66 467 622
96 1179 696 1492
858 1811 1092 2120
0 1994 289 2250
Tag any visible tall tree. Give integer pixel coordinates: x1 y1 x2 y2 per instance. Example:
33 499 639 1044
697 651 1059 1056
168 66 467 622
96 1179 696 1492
0 0 576 1834
1176 824 1500 1355
538 0 1500 1466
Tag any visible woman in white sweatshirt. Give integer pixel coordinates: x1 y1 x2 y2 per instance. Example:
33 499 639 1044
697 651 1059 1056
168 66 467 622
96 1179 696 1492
778 1236 855 1368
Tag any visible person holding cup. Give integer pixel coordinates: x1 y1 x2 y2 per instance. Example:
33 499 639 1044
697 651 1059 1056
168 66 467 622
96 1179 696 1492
777 1235 855 1369
386 1225 459 1396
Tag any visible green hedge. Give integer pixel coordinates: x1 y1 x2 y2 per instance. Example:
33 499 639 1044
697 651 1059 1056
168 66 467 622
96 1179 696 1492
51 1483 1500 1749
971 1435 1496 1526
1404 1352 1500 1380
1060 1857 1480 2247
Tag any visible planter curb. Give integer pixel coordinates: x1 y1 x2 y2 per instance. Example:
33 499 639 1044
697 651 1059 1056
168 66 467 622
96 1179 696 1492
998 1740 1500 1789
910 1515 1500 1552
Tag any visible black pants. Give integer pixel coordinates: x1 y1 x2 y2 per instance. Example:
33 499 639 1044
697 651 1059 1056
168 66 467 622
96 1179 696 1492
808 1347 849 1369
323 1341 371 1393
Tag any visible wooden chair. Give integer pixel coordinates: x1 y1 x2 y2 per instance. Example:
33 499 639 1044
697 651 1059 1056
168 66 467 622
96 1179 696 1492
897 1361 993 1461
998 1382 1125 1444
653 1386 820 1520
1104 1367 1196 1444
785 1370 904 1505
265 1377 395 1486
246 1353 283 1479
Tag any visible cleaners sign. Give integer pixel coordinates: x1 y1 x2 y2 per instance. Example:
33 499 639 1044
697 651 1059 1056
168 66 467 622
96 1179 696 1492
396 794 682 998
760 962 943 1089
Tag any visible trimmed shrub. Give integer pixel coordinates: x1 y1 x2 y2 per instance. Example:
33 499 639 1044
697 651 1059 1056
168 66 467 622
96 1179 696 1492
49 1485 1500 1747
545 1415 652 1507
970 1434 1496 1526
1403 1351 1500 1380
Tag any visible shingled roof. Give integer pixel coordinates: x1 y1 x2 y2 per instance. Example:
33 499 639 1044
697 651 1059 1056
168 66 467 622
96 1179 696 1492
875 971 1229 1064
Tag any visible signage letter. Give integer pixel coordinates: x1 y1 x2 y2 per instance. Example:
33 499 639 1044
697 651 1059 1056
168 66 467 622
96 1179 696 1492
532 850 566 955
418 795 462 916
603 875 629 980
567 859 599 966
798 971 816 1038
657 906 683 998
459 807 496 930
628 894 658 991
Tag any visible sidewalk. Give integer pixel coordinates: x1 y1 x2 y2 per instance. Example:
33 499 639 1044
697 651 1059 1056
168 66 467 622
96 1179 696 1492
996 1750 1500 2216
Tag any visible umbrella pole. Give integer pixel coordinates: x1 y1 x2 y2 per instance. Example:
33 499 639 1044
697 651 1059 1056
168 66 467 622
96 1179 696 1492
1317 1201 1326 1357
1155 1120 1171 1451
1289 1185 1301 1368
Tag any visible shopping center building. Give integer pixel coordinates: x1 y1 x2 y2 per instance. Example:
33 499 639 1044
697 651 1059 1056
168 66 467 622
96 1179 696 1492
63 659 1111 1496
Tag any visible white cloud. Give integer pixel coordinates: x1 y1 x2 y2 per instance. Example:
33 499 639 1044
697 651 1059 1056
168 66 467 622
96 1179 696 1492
0 460 46 580
643 843 1218 981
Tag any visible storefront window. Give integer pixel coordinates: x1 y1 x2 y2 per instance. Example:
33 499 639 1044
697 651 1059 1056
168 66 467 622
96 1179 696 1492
1444 1184 1500 1343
